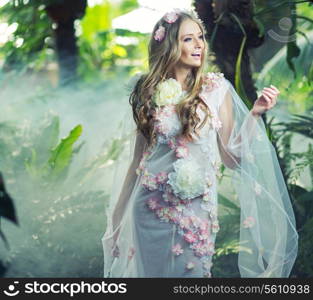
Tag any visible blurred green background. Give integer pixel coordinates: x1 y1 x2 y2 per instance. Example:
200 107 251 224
0 0 312 278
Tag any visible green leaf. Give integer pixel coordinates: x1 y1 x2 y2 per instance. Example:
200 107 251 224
47 124 83 179
229 13 252 109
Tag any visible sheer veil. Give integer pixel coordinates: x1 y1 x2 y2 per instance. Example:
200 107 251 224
101 74 298 278
212 77 298 277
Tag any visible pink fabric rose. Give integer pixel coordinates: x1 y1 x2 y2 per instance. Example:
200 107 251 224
175 145 189 158
199 229 210 240
179 217 191 229
211 113 222 130
154 25 165 42
146 197 159 210
156 171 168 184
168 138 176 150
177 136 189 146
128 247 135 261
184 231 198 243
243 216 255 228
164 11 179 23
172 243 184 256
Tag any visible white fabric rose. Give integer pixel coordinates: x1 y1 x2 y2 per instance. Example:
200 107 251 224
167 157 206 200
153 78 185 106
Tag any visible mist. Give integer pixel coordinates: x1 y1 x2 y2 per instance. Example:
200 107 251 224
0 70 135 277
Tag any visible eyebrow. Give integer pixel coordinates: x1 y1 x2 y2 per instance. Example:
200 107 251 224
182 32 203 38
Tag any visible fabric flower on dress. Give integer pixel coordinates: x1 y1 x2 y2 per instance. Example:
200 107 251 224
172 243 184 256
175 144 189 158
154 105 181 138
246 152 255 163
256 133 263 141
153 78 185 107
203 271 212 278
167 157 206 200
168 138 177 150
203 260 213 270
158 104 176 117
186 262 195 270
243 216 255 228
193 241 215 257
141 171 158 191
199 229 210 240
162 190 178 204
146 197 160 210
154 25 166 42
199 220 209 231
210 113 222 130
157 206 179 223
155 171 168 184
189 215 201 227
136 151 152 175
184 231 198 243
202 72 224 92
212 160 223 179
179 216 192 229
128 247 135 261
177 135 190 146
211 221 220 233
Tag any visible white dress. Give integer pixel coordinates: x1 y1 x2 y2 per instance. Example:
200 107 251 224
102 73 298 278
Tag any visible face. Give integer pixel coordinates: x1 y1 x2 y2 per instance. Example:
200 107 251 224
177 18 205 68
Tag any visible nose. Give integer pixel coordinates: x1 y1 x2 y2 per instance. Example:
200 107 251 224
194 38 203 48
195 43 202 51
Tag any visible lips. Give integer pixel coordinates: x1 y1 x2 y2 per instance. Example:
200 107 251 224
191 53 201 59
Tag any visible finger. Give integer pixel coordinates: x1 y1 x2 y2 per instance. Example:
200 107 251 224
262 94 272 104
269 97 277 108
263 88 278 97
270 85 280 93
262 91 275 101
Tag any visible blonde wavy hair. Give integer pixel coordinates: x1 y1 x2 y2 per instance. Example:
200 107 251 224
129 9 210 148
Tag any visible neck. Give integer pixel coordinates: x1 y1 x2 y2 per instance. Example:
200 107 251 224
171 65 192 91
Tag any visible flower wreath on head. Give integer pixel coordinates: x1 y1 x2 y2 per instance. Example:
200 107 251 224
154 8 205 42
154 10 180 42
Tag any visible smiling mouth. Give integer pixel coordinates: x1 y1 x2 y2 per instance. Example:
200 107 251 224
191 54 201 59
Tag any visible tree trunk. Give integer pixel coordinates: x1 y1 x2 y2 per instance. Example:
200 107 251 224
194 0 264 108
46 0 87 86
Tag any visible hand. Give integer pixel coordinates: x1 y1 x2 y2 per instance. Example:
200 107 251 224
251 85 280 117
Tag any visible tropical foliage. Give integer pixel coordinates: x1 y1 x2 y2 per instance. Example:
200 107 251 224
0 0 312 277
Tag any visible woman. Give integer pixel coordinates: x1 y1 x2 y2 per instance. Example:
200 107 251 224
101 9 298 278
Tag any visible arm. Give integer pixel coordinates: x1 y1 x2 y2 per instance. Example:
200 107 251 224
216 89 261 170
112 131 147 244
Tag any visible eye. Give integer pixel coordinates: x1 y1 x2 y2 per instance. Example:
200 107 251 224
184 37 192 42
199 35 204 40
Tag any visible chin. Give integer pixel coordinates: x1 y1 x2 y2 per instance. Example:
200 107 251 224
185 62 202 68
191 63 202 68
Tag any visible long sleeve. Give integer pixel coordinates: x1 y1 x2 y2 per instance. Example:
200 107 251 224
101 101 147 277
211 77 298 277
216 84 262 170
112 131 147 242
